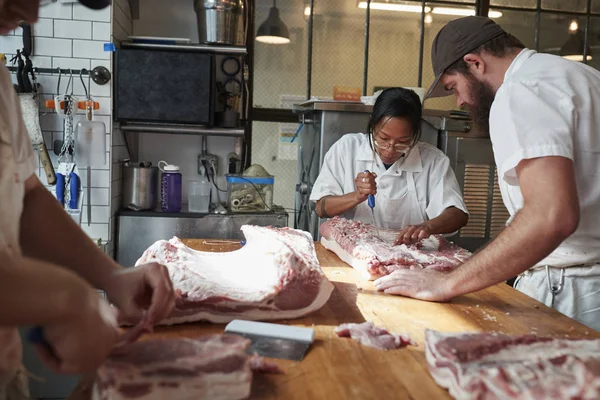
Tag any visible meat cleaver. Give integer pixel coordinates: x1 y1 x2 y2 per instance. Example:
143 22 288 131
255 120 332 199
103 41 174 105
18 93 56 185
225 320 315 361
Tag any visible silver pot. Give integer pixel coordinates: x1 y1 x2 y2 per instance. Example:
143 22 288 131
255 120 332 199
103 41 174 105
194 0 245 45
122 160 158 211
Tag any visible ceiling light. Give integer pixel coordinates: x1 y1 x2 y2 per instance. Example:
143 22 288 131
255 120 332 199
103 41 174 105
424 13 433 24
431 7 502 18
256 0 291 45
569 19 579 33
560 32 592 61
304 5 311 16
357 2 501 18
358 2 431 13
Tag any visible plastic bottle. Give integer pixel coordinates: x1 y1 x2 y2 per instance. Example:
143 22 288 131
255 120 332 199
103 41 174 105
158 160 182 212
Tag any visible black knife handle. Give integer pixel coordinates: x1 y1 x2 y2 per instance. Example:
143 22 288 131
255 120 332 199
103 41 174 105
22 23 32 57
22 57 33 92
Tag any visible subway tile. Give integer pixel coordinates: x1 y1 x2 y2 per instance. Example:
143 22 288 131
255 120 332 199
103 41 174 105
30 56 52 69
52 57 91 71
73 39 109 60
54 20 92 40
81 223 109 241
79 169 111 188
93 22 111 41
90 59 111 71
90 78 111 97
40 113 64 132
82 187 110 206
34 37 72 57
72 4 110 22
33 18 54 37
93 97 111 116
39 2 73 19
81 205 110 224
0 36 22 55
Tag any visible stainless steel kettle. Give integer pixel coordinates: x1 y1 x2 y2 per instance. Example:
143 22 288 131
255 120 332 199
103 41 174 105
194 0 245 45
122 160 158 211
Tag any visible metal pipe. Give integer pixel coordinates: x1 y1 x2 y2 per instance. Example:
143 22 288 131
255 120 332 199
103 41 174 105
584 0 592 64
6 66 91 75
534 0 541 51
417 0 426 87
306 0 314 99
362 0 371 96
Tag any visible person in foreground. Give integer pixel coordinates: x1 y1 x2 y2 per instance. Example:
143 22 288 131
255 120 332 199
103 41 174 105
375 16 600 332
310 87 468 245
0 0 176 398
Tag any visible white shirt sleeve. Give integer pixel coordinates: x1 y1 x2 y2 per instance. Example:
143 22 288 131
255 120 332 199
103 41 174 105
425 155 468 219
490 81 574 186
309 140 346 202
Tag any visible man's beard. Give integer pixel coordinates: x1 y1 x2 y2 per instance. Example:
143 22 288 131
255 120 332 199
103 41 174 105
464 73 496 135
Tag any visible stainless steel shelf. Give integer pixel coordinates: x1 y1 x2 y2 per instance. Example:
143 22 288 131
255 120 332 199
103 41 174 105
120 122 245 137
121 42 247 55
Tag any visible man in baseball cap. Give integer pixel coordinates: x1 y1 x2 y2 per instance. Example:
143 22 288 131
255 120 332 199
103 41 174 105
375 16 600 333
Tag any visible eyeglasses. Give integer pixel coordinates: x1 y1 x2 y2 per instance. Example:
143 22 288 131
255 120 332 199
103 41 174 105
372 133 413 153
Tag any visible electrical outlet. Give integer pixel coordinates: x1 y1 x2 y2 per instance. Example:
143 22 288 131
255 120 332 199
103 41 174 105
198 154 218 176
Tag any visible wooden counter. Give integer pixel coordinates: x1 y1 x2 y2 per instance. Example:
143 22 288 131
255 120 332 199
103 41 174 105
71 239 600 400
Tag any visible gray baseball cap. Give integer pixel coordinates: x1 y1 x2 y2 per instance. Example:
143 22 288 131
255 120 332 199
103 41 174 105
425 16 506 100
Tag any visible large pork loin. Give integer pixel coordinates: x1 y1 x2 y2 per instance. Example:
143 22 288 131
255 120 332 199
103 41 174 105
93 335 252 400
425 329 600 400
135 225 334 325
320 216 471 280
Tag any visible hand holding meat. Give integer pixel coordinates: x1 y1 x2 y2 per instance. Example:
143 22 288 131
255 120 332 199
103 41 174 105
354 171 377 203
104 263 176 325
394 223 432 245
374 269 453 302
36 292 120 374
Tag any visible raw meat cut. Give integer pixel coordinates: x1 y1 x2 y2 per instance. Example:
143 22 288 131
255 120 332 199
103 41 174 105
248 353 284 374
94 334 253 400
335 321 416 350
320 217 471 280
135 225 334 325
425 329 600 400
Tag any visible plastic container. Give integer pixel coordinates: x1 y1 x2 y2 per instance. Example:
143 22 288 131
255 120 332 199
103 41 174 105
226 174 274 212
188 179 211 213
158 160 182 212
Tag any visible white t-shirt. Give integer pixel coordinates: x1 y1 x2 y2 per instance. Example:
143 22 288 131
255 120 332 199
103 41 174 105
0 64 38 396
310 133 467 229
490 48 600 267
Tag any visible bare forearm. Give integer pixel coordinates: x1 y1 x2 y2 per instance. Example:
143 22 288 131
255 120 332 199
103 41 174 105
0 255 91 326
426 207 468 235
315 194 362 218
447 207 570 296
19 177 121 291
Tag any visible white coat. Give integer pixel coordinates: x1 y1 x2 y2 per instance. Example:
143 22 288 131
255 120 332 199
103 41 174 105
309 133 467 230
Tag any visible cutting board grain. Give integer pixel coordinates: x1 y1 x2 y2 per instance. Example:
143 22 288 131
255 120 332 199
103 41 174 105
69 239 600 400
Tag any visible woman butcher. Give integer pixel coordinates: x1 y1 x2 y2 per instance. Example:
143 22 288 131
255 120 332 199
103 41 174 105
310 87 468 245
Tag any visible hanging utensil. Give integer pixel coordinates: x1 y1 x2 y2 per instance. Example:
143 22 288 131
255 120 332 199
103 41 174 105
74 69 106 226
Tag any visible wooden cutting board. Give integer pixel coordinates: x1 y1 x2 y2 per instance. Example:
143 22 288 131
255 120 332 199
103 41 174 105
69 239 600 400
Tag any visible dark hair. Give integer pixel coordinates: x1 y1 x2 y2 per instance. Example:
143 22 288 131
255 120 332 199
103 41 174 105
446 33 525 75
367 87 422 149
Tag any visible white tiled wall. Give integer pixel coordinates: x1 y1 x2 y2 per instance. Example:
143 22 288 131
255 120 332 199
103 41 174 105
0 1 114 243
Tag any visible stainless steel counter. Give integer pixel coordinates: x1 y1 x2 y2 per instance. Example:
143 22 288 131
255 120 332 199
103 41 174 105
115 207 289 266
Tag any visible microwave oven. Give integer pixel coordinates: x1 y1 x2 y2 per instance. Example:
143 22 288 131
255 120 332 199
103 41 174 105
115 47 215 126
